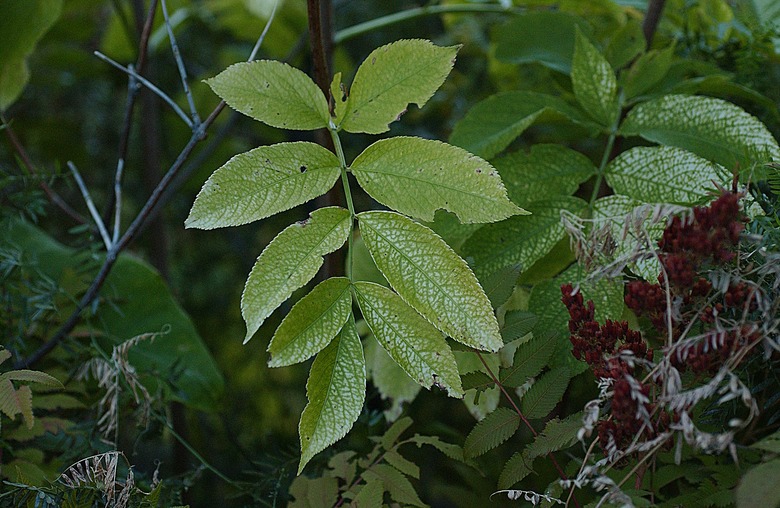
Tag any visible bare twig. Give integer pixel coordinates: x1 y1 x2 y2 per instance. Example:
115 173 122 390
160 0 200 126
67 162 113 250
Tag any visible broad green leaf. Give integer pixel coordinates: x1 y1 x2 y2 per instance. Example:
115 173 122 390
205 60 329 130
241 207 351 343
463 407 520 459
494 11 593 74
525 412 582 460
298 320 365 473
479 265 522 309
621 46 675 100
736 460 780 508
364 335 420 421
339 39 458 134
450 91 594 160
0 370 62 387
383 450 420 479
500 330 560 388
358 211 502 352
619 94 780 170
354 282 463 397
605 146 728 204
498 452 532 489
330 71 348 126
267 277 352 367
288 476 340 508
350 479 384 508
519 366 572 419
462 196 588 279
363 464 427 507
186 142 341 229
0 0 62 110
424 210 482 252
572 29 619 127
497 144 597 208
351 137 524 224
604 19 645 70
501 311 538 344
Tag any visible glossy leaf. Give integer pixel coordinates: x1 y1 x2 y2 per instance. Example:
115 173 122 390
358 211 502 352
450 91 594 159
572 29 619 127
464 407 520 459
205 60 330 130
340 39 458 134
298 320 365 473
462 196 587 279
354 282 463 397
267 277 352 367
605 146 727 204
241 207 351 343
351 137 524 223
619 94 780 170
497 144 597 208
494 11 592 74
186 142 341 229
519 366 571 419
500 330 560 388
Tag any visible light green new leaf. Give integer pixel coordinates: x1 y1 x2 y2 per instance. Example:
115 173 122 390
358 211 502 352
267 277 352 367
520 366 572 419
186 142 341 229
298 320 365 474
500 330 560 388
241 207 351 343
736 459 780 508
497 144 597 208
462 196 587 279
351 137 524 224
354 282 463 397
450 91 595 160
205 60 329 130
329 72 348 126
339 39 458 134
499 452 533 489
619 94 780 170
572 29 619 127
362 464 426 508
463 407 520 459
0 0 62 110
605 146 728 204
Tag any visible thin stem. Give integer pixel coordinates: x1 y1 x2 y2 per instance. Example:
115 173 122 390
588 100 623 208
67 162 113 250
93 50 193 128
334 3 517 44
160 0 200 126
248 0 279 61
113 159 124 245
329 126 354 281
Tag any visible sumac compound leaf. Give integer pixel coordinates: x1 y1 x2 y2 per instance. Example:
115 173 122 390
354 282 463 397
619 94 780 170
500 311 538 345
241 207 351 343
519 366 571 419
362 464 426 507
351 137 524 223
339 39 458 134
478 264 522 310
524 412 582 460
605 146 727 205
358 211 502 352
298 320 365 474
464 407 520 458
186 142 341 229
498 452 533 489
267 277 352 367
500 330 559 388
571 29 619 127
205 60 330 130
450 91 594 160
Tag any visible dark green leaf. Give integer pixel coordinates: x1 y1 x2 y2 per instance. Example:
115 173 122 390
498 452 533 490
500 330 560 388
463 407 520 458
479 264 522 309
362 464 427 507
500 311 539 344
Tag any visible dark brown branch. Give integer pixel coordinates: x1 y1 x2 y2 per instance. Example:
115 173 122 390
643 0 667 47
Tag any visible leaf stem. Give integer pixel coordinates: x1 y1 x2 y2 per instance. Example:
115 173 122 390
334 3 518 44
588 100 623 208
329 126 355 281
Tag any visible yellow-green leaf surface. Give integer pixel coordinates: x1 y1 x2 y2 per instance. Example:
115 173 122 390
358 211 502 352
0 0 62 110
339 39 458 134
298 320 365 474
462 196 587 278
605 146 728 204
186 142 341 229
0 370 62 387
205 60 329 130
572 29 619 127
351 137 524 223
354 282 463 397
619 94 780 170
241 207 351 343
267 277 352 367
463 407 520 459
